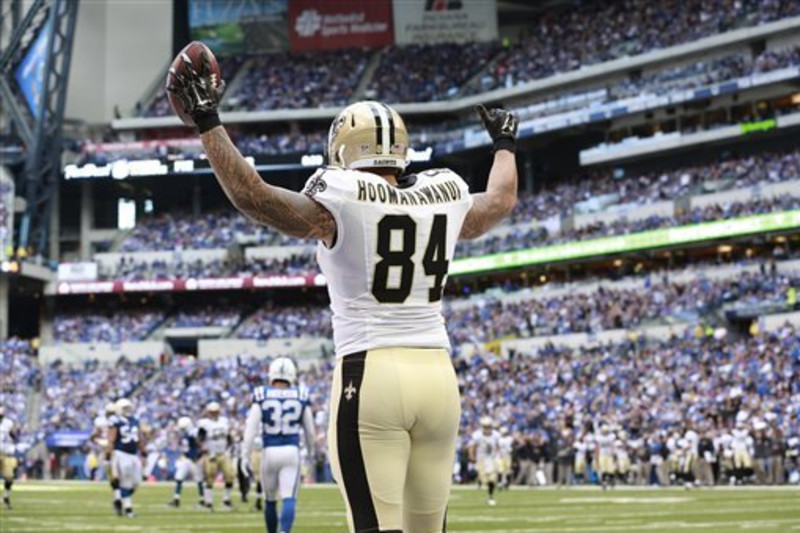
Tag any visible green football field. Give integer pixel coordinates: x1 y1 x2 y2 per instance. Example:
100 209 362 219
2 481 799 532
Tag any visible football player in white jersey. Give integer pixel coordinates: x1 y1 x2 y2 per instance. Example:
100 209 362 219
731 421 754 485
169 53 518 532
198 402 235 510
595 424 617 490
0 407 18 509
92 403 121 512
243 357 316 533
470 417 502 505
497 426 514 489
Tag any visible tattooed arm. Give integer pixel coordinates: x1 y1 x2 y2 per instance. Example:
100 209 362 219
460 149 518 240
201 126 336 247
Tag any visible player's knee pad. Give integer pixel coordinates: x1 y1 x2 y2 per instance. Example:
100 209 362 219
4 479 11 490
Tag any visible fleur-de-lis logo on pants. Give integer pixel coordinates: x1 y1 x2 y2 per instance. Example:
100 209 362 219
344 381 357 401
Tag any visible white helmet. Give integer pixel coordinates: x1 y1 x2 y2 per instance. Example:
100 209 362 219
327 101 409 172
116 398 134 416
177 417 193 431
206 401 221 414
269 357 297 385
480 416 493 428
105 402 117 416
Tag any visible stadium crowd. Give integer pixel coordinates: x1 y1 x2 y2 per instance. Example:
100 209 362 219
226 49 372 111
454 324 800 486
86 142 800 284
0 339 40 448
53 309 166 343
22 318 800 486
476 0 800 92
446 269 799 345
127 0 800 120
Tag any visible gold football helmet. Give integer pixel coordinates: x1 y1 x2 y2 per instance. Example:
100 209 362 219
327 101 408 171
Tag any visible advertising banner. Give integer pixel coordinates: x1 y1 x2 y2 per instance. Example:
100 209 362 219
451 210 800 276
55 274 327 295
289 0 393 51
14 19 50 119
392 0 498 45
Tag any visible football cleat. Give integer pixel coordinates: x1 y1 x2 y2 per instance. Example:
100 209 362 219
487 498 497 506
167 499 180 507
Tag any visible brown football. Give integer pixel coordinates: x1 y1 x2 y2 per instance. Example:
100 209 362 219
166 41 222 127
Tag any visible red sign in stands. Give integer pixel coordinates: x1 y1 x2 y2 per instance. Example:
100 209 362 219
55 275 327 295
289 0 393 51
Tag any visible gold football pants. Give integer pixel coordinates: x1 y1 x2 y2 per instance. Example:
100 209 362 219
328 348 460 533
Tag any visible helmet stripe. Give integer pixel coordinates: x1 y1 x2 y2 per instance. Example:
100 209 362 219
369 102 391 155
380 103 396 148
368 103 383 150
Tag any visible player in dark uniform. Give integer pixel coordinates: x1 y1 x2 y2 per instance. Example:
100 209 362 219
106 398 145 518
169 416 205 508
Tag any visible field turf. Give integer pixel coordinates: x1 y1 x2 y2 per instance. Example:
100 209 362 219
2 481 799 532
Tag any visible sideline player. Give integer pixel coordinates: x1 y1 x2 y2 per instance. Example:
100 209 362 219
497 426 513 489
470 417 502 505
198 402 235 510
169 51 518 531
0 406 18 509
107 398 144 518
244 357 315 533
92 402 121 512
595 424 617 490
169 416 205 507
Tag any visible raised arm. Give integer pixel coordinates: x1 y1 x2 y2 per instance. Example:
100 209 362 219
201 127 335 245
167 51 335 246
460 106 519 240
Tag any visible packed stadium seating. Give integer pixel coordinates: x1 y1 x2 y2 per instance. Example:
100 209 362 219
39 357 158 439
53 309 166 343
0 339 38 442
86 143 800 284
234 303 332 340
366 42 502 103
472 0 800 92
30 316 800 485
226 49 373 111
131 0 800 119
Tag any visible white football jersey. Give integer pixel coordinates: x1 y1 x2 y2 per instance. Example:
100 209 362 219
0 418 15 455
199 417 230 455
596 432 615 456
731 429 753 453
93 415 110 447
499 435 513 458
304 167 473 357
471 429 501 462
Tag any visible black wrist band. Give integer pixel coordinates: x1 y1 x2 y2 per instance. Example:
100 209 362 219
194 111 221 134
493 137 516 154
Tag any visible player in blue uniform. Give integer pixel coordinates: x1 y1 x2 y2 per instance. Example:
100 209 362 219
243 358 316 533
106 398 145 518
169 416 205 508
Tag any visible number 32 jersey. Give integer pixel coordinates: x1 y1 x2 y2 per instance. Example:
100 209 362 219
252 385 310 448
304 167 473 357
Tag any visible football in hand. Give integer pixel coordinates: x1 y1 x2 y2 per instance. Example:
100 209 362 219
166 41 222 127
